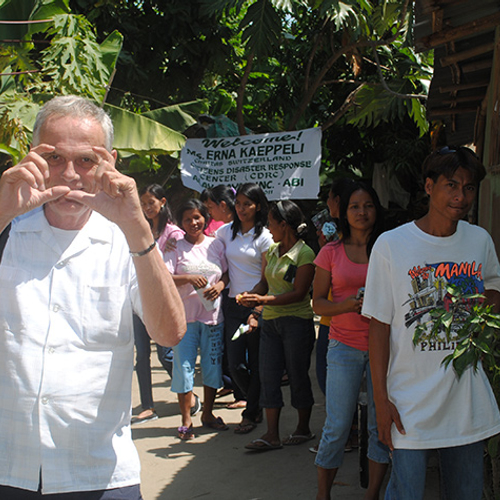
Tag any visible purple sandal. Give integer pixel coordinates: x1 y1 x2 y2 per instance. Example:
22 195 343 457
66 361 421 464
178 424 194 440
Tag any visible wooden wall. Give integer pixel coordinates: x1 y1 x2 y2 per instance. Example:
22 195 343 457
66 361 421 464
479 27 500 254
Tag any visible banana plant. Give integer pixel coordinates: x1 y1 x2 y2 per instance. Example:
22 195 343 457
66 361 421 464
0 0 200 170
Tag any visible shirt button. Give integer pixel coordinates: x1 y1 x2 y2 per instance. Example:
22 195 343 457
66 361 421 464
52 304 60 312
55 261 66 269
48 347 55 354
41 397 49 405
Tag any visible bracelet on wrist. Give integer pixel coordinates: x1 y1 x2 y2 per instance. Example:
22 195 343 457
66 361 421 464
130 241 156 258
251 308 262 318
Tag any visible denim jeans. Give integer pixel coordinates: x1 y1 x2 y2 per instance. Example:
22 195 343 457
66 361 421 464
315 324 329 396
133 314 172 410
224 297 261 421
315 339 389 470
259 316 315 409
171 321 224 393
386 441 484 500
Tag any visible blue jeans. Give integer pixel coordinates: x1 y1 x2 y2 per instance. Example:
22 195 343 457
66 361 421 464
133 314 173 410
386 441 484 500
259 316 315 409
171 321 224 393
315 339 389 470
315 324 329 396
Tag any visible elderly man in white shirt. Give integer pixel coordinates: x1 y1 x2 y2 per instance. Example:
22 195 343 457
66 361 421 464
0 96 186 499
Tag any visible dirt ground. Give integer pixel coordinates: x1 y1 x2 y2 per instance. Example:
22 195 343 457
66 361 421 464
130 341 440 500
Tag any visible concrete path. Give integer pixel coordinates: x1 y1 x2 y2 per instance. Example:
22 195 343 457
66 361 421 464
131 344 440 500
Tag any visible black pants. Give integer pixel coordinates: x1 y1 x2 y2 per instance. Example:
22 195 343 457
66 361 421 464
0 484 142 500
224 297 261 421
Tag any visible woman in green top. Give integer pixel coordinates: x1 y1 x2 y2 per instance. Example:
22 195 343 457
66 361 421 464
238 200 316 451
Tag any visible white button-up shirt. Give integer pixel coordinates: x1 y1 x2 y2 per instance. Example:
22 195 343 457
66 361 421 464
0 208 142 493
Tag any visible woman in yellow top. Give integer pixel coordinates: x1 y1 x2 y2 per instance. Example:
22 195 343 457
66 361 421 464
238 200 316 451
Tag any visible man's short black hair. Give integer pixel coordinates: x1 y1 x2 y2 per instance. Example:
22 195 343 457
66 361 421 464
422 146 486 185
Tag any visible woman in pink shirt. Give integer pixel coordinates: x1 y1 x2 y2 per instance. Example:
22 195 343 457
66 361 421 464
313 182 389 500
201 184 235 236
164 199 229 440
132 184 185 424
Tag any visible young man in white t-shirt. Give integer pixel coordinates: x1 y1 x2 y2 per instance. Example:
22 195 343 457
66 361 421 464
363 146 500 499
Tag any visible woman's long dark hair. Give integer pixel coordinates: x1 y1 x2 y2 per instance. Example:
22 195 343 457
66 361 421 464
231 183 269 240
200 184 236 219
140 184 173 236
338 181 384 257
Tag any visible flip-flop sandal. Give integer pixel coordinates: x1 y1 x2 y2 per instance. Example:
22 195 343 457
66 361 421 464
283 433 316 446
245 438 283 451
190 394 202 417
201 416 229 431
234 421 257 434
178 425 194 440
215 388 233 398
227 400 247 409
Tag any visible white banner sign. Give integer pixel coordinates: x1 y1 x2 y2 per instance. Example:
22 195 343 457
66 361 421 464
180 127 322 200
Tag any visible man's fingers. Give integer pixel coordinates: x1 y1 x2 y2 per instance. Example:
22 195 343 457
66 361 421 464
93 147 117 183
4 166 42 190
28 144 55 178
93 146 116 162
97 169 136 200
5 160 49 191
40 186 71 203
378 422 394 450
392 407 406 436
385 431 395 451
64 190 95 208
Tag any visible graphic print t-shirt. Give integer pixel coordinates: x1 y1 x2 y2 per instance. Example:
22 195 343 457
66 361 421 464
363 221 500 449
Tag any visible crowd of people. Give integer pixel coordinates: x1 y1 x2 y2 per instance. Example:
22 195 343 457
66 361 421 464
1 95 499 500
132 151 500 500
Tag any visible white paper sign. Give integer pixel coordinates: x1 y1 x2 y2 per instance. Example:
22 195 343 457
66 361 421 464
180 127 322 200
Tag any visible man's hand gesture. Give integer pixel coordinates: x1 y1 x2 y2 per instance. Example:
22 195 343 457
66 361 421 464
64 147 145 234
0 145 70 230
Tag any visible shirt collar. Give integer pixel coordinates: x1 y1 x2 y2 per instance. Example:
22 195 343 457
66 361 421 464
238 226 256 237
14 207 113 245
269 239 305 263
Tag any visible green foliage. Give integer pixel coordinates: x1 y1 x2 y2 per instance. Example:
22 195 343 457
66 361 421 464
407 97 429 137
0 0 192 173
73 0 238 106
413 284 500 378
105 104 186 157
317 1 361 31
66 0 433 184
34 14 123 101
347 83 429 136
199 0 246 16
210 89 237 116
412 283 500 497
0 95 40 164
142 100 210 133
241 0 282 57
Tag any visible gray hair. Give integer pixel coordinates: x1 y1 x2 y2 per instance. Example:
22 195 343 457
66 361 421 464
32 96 114 150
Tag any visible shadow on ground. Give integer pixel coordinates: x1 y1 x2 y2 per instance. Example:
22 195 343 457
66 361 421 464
131 344 440 500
